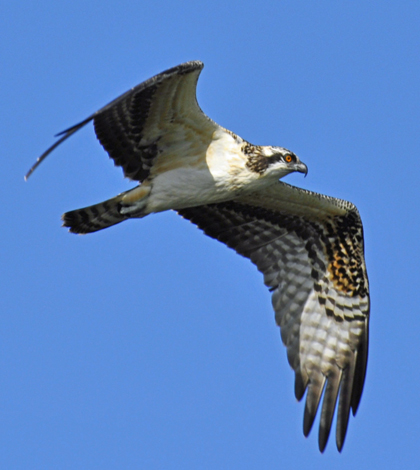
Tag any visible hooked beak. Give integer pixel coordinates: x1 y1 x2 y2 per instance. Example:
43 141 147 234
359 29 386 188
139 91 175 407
295 161 308 178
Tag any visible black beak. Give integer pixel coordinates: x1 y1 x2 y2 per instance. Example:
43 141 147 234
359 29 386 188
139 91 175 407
296 162 308 178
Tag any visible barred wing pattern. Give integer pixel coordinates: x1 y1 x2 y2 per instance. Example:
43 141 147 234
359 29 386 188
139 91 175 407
25 61 218 181
178 182 370 452
93 61 218 182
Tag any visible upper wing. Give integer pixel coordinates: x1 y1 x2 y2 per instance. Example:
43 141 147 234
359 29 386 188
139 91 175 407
26 61 220 181
178 181 370 452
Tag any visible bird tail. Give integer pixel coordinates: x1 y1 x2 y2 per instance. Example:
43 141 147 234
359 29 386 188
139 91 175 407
62 193 129 234
62 185 151 234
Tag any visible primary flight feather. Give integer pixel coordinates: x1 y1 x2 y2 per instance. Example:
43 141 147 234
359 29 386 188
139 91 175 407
27 61 370 452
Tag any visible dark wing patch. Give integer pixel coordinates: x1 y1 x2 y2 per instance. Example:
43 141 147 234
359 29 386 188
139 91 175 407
178 182 369 452
92 60 219 182
25 61 218 181
93 83 159 181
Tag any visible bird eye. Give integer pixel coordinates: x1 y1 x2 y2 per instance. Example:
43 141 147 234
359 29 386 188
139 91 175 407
285 154 294 163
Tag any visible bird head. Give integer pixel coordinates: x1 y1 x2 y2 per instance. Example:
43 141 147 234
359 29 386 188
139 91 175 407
246 145 308 179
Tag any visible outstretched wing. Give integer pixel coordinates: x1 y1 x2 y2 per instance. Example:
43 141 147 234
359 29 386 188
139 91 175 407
26 61 220 181
178 181 370 452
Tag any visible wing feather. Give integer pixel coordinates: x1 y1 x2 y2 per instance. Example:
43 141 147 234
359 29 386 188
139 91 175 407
318 367 342 452
93 61 219 181
335 351 356 451
351 320 369 415
178 181 370 452
26 61 220 181
304 373 326 437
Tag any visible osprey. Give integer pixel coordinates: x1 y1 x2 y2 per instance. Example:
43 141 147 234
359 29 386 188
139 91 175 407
26 61 370 452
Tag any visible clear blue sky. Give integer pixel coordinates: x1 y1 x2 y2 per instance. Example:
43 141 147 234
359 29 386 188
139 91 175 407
2 1 420 468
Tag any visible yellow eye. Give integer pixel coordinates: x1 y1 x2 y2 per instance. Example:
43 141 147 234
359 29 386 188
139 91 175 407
285 154 293 163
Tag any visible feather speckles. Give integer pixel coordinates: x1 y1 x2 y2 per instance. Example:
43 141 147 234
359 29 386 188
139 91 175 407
243 143 269 174
324 213 368 298
179 182 369 452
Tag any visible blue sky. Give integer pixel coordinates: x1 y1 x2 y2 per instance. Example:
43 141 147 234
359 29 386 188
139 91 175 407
2 1 420 468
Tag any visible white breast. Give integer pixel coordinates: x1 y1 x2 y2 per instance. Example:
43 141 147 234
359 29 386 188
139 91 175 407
144 129 265 213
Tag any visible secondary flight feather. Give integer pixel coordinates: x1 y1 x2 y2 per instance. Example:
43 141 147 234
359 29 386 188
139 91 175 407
26 61 370 452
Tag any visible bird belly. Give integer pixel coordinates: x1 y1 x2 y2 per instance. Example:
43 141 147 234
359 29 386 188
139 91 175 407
144 166 238 212
143 129 270 213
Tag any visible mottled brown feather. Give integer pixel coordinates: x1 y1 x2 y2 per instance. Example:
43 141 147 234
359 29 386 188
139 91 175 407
179 181 370 452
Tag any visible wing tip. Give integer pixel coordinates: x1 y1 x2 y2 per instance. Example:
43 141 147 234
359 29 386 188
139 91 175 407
294 372 307 402
25 117 94 180
317 371 341 453
351 323 369 415
303 378 325 439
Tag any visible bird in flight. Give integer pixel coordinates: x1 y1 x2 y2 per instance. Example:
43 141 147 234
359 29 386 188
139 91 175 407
26 61 370 452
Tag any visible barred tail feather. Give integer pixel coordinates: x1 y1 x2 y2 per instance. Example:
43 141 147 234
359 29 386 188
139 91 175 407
62 194 128 234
